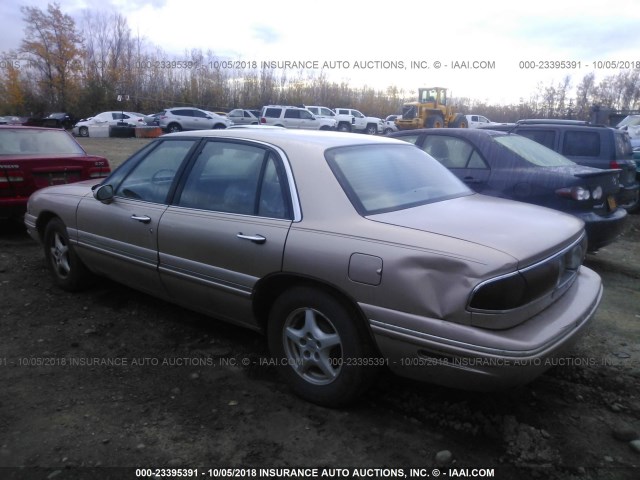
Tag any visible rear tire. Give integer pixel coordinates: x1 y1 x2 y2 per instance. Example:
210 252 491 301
337 122 351 132
267 287 378 407
43 218 94 291
79 126 88 137
167 123 182 133
450 115 469 128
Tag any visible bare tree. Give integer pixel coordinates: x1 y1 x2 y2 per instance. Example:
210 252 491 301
20 2 83 111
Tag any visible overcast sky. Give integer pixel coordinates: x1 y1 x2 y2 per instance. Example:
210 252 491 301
2 0 640 105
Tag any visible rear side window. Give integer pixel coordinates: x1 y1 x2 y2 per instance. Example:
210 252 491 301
177 142 291 218
172 109 194 117
562 131 601 157
422 136 483 169
264 108 281 118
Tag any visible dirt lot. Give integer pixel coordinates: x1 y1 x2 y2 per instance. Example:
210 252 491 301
0 137 639 480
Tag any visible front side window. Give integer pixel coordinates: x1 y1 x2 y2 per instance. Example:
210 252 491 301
299 110 314 120
517 129 556 149
177 141 291 218
115 140 196 203
326 144 471 215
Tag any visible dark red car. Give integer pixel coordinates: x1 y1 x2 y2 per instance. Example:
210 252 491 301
0 126 111 219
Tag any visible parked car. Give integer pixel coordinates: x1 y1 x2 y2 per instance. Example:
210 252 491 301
259 105 336 130
617 115 640 150
383 115 401 134
0 126 110 219
227 109 259 125
480 120 639 212
333 108 384 134
143 113 163 126
24 112 77 129
157 108 232 133
73 111 146 137
24 129 602 406
389 128 626 251
305 106 355 132
466 114 495 129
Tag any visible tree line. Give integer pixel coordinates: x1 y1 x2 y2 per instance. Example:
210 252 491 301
1 3 639 123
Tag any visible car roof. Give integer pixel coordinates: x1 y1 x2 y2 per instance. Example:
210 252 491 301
165 127 406 148
389 128 508 140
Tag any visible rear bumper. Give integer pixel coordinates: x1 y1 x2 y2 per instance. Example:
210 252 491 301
363 266 602 391
0 197 28 219
618 183 639 211
577 207 627 251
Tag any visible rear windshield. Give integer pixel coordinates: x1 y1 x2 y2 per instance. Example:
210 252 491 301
0 128 85 155
495 135 575 167
326 144 471 215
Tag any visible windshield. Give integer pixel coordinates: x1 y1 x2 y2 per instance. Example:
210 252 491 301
326 144 472 215
0 128 85 155
617 115 640 128
495 135 576 167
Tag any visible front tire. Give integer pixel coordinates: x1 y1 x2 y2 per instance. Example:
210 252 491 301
425 115 445 128
43 218 94 291
79 126 88 137
267 287 378 407
365 123 378 135
337 122 352 132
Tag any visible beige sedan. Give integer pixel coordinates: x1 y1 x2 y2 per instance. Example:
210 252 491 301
25 129 602 406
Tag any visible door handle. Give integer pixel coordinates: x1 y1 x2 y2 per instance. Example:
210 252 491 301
131 214 151 224
237 233 266 244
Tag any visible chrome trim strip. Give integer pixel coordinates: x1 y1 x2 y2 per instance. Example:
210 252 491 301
158 264 252 297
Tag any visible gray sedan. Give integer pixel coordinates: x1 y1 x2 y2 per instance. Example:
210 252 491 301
24 129 602 406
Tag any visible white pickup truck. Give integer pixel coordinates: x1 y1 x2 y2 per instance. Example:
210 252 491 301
305 106 355 133
333 108 384 134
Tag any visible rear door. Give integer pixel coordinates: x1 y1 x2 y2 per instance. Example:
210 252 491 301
158 139 294 328
283 109 302 128
420 135 491 190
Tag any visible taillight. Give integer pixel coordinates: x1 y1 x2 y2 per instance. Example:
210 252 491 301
555 186 591 201
610 160 621 169
88 167 111 178
0 171 25 187
260 117 266 124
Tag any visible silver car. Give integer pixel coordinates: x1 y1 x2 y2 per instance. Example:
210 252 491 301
227 109 260 125
157 107 231 132
25 129 602 406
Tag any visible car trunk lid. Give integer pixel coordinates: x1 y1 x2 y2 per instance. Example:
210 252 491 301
368 194 585 267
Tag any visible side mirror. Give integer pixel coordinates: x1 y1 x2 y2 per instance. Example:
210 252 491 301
93 184 114 203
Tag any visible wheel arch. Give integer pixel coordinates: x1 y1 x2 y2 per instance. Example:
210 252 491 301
35 211 62 242
252 273 378 346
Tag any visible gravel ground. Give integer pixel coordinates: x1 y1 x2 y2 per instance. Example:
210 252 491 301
0 137 638 480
